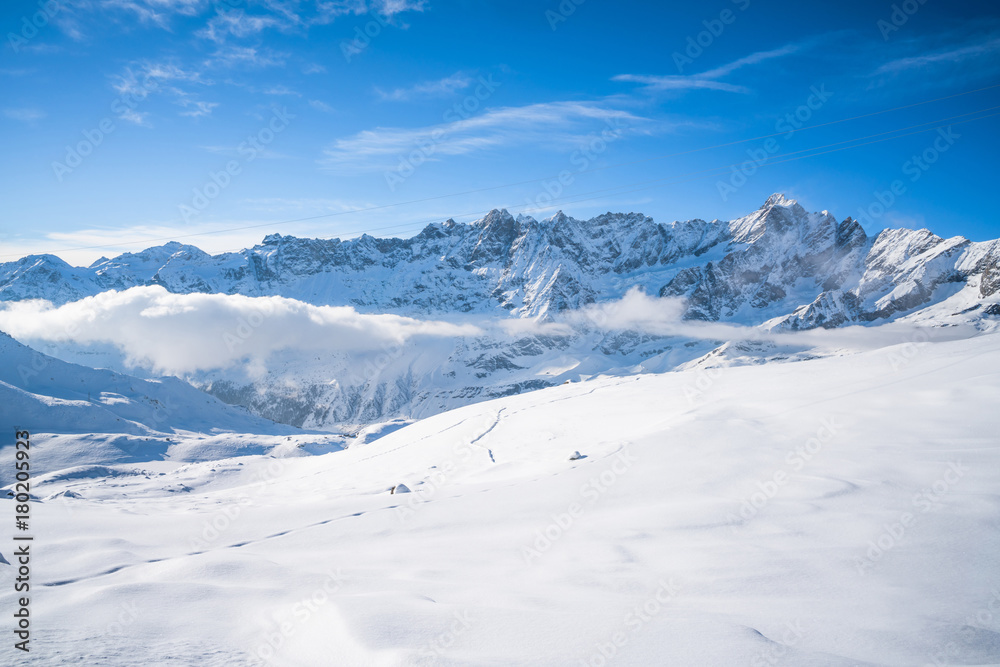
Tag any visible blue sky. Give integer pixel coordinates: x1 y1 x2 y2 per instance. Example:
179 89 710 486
1 0 999 265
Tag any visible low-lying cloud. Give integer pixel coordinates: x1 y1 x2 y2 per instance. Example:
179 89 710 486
0 286 481 376
569 288 690 334
0 286 967 380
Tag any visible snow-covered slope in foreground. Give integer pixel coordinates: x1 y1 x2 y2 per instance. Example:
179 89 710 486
2 333 1000 665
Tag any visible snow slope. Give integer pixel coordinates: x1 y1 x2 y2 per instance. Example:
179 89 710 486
0 331 343 483
2 332 998 665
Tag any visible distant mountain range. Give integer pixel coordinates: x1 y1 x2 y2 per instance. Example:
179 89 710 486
2 194 998 429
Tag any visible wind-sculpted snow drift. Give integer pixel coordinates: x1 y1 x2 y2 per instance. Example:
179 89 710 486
1 194 998 428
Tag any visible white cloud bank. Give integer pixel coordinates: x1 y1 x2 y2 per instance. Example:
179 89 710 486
561 288 969 353
0 286 965 380
0 286 481 376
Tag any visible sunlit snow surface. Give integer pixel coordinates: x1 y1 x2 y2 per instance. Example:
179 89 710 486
2 333 1000 665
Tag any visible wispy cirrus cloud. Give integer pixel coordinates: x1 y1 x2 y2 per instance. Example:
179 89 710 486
612 75 748 94
312 0 427 25
613 43 800 94
178 99 219 117
100 0 204 28
3 107 46 123
111 60 216 122
320 101 649 171
119 108 151 126
98 0 425 32
240 197 376 215
309 99 334 112
201 143 289 159
377 0 426 15
376 72 474 101
873 35 1000 75
866 29 1000 93
204 45 288 69
263 85 301 96
112 61 210 97
198 10 288 43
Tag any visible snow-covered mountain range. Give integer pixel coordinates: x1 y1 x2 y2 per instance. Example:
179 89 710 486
3 194 998 325
2 194 998 429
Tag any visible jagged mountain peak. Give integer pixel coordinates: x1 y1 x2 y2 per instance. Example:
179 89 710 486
761 192 797 209
20 253 74 267
835 217 868 250
474 208 516 228
544 210 571 224
871 226 945 249
729 193 814 244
